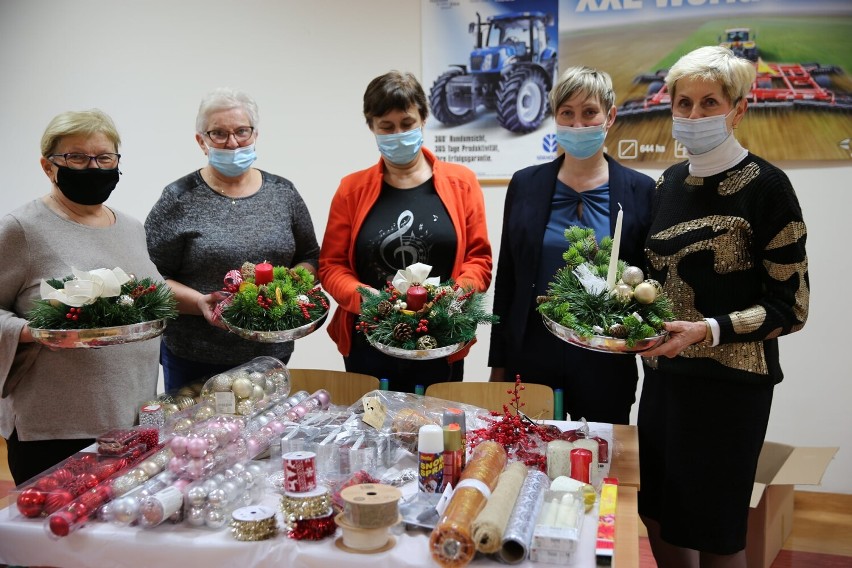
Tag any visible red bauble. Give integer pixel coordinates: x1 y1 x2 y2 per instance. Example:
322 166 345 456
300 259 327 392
93 461 119 481
52 468 73 486
406 285 428 311
79 472 100 490
43 489 74 515
48 510 74 537
78 487 109 510
34 475 60 492
67 501 90 524
16 487 46 518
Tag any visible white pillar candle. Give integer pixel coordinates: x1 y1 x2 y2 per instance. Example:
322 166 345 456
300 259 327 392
606 204 624 291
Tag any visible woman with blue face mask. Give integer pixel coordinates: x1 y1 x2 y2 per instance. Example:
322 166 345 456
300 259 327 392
638 46 809 568
488 66 656 425
319 71 492 394
145 88 320 393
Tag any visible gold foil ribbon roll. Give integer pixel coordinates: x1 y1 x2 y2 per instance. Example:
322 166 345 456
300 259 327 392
230 506 278 541
340 483 402 529
429 441 508 568
280 487 332 525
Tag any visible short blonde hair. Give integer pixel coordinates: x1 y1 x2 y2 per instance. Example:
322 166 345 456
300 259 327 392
40 109 120 157
196 87 260 134
549 66 615 116
665 46 756 104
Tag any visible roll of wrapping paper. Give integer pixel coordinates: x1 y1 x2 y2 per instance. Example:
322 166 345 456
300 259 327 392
340 483 401 529
429 441 508 568
499 470 550 564
471 460 528 553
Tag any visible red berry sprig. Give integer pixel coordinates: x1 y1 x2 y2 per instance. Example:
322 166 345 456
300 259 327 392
130 284 157 299
466 376 557 471
65 307 83 321
416 318 429 333
256 294 273 310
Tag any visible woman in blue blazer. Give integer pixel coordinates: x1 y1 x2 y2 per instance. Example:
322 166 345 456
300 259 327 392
488 66 655 424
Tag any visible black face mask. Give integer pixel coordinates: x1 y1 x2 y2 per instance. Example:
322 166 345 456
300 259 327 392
55 166 120 205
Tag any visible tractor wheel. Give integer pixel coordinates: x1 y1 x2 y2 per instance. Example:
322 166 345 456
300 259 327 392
429 70 475 125
496 68 548 133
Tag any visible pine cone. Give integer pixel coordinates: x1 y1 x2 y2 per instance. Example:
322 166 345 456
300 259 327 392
608 324 628 338
241 261 256 280
377 300 393 318
393 322 413 342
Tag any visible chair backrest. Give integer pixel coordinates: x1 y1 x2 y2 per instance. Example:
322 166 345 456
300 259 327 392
424 381 554 420
288 369 380 406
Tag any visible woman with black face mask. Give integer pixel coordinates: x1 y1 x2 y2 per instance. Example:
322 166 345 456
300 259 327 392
0 109 163 485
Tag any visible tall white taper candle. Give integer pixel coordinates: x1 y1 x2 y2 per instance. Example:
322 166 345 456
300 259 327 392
606 204 623 291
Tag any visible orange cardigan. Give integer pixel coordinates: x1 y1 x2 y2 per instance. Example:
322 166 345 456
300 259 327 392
319 147 492 358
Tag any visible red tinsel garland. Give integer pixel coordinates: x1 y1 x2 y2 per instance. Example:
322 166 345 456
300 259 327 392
287 512 337 540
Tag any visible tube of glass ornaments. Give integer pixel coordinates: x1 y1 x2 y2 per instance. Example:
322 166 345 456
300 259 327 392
498 469 549 564
429 441 508 568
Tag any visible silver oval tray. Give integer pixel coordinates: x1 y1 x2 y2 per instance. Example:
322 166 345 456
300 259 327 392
367 337 468 360
542 314 667 354
224 311 328 343
30 319 167 349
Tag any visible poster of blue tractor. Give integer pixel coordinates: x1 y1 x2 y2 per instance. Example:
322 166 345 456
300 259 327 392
429 11 558 134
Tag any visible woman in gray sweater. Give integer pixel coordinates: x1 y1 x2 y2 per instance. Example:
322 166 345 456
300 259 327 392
0 109 162 484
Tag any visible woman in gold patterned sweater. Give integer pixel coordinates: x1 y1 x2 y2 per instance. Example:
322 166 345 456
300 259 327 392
637 46 809 568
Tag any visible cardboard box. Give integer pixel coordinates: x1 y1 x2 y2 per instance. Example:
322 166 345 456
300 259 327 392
746 442 838 568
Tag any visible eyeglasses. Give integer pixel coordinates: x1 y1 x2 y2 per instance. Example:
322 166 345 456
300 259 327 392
205 127 255 145
48 152 121 170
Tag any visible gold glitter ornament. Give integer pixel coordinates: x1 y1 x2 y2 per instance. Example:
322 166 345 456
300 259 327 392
232 377 253 399
613 283 634 303
633 282 658 304
211 374 234 392
416 335 439 350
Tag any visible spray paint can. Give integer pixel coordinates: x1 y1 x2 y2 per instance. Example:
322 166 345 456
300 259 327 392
418 424 444 493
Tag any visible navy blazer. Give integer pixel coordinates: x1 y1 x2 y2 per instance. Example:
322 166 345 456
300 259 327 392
488 154 656 367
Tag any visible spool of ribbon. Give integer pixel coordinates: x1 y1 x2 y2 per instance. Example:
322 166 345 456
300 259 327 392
282 450 317 493
230 506 278 541
280 486 332 525
335 512 399 553
340 483 401 529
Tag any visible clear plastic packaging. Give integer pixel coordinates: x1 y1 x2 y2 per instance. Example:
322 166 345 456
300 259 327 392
199 356 290 417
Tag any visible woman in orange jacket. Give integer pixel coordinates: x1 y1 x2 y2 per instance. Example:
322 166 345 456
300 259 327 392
319 70 492 393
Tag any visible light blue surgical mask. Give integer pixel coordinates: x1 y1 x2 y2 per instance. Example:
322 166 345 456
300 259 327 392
671 109 735 155
207 144 257 177
555 123 607 159
376 127 423 165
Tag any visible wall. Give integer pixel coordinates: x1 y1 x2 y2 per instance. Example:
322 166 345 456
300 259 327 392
1 0 848 493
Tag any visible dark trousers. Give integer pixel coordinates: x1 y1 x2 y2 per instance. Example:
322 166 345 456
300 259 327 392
6 429 94 486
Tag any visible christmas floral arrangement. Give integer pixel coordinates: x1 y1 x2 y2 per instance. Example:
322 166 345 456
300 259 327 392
356 263 497 352
27 267 177 329
217 261 329 332
536 226 674 347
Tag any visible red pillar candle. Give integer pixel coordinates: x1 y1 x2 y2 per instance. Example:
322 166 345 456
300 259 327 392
254 262 274 285
569 448 593 484
406 284 428 311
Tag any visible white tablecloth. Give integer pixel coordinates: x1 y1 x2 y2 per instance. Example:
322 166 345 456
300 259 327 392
0 423 614 568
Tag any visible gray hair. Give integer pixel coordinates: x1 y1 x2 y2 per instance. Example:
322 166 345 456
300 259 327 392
41 109 120 157
665 46 756 104
549 66 615 116
195 87 260 133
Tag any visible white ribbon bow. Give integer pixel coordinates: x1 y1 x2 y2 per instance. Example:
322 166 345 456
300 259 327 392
391 262 440 295
40 267 131 307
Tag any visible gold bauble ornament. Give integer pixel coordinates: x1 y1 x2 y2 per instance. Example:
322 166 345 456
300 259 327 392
621 266 645 287
613 283 634 302
633 282 657 304
232 377 253 399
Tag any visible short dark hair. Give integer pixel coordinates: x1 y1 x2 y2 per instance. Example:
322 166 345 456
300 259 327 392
363 71 428 127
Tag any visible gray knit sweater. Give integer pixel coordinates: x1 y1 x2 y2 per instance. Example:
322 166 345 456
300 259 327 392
145 170 320 365
0 200 162 440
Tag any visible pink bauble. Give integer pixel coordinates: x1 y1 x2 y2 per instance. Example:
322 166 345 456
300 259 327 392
313 389 331 409
269 420 286 434
172 478 190 492
187 437 209 458
168 456 186 474
186 459 205 479
224 421 242 442
170 435 188 456
291 404 308 419
246 438 262 457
